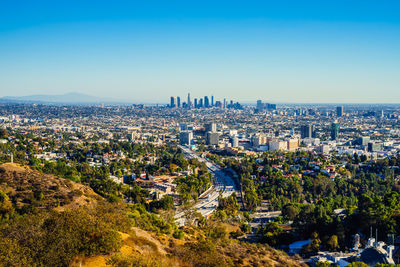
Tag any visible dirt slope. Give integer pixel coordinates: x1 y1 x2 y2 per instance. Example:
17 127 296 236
0 163 99 211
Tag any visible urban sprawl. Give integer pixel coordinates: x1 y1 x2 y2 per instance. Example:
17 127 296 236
1 97 400 266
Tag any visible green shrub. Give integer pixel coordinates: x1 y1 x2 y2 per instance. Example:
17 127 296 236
173 229 185 239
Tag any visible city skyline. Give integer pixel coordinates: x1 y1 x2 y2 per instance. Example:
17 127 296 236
0 1 400 103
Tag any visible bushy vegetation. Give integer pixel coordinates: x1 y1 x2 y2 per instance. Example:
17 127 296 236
0 204 125 266
107 253 173 267
129 204 175 235
222 150 400 251
176 171 212 204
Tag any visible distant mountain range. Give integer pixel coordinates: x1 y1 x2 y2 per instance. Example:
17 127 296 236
0 93 128 105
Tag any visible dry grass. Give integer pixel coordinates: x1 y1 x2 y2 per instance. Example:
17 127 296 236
0 163 98 211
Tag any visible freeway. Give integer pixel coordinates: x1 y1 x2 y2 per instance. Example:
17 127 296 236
175 146 239 225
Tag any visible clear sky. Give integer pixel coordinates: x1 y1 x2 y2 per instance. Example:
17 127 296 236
0 0 399 103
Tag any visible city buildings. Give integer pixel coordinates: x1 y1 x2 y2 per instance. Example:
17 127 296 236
205 123 217 133
300 124 314 139
337 106 344 117
255 100 277 112
168 93 242 110
206 132 219 146
331 122 340 140
287 138 300 151
179 131 193 146
204 96 210 108
187 93 191 109
170 96 176 108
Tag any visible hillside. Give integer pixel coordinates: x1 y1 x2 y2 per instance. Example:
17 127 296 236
0 164 303 267
73 226 303 267
0 163 99 212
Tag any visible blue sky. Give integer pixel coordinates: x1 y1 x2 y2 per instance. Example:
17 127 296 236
0 0 399 103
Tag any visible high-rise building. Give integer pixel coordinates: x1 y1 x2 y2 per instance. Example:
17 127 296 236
211 95 214 107
205 123 216 133
179 131 193 146
223 98 227 109
337 106 344 117
256 100 263 111
378 110 384 119
170 96 176 108
231 136 239 147
204 96 210 108
206 132 219 145
177 97 181 108
300 125 314 139
269 140 287 151
180 123 188 131
368 142 383 152
199 98 203 108
354 136 370 146
252 134 266 147
287 138 299 151
194 98 198 108
180 123 193 131
331 122 340 140
187 93 191 109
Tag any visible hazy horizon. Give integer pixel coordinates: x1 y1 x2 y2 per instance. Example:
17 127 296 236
1 1 399 103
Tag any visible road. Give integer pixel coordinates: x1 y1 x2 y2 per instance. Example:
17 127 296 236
175 146 239 225
250 211 282 229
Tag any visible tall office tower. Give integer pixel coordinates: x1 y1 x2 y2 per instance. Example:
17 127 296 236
331 122 340 140
205 123 216 133
194 98 198 108
336 106 344 117
180 123 188 131
187 93 191 109
180 123 193 131
206 132 219 145
177 97 181 108
231 136 239 147
300 124 314 139
256 100 263 111
368 142 383 152
223 98 227 108
354 136 370 146
179 131 193 146
204 96 210 108
211 95 214 107
379 110 384 119
199 98 203 108
251 134 264 147
170 96 176 108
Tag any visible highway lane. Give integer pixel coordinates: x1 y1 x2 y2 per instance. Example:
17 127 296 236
175 146 239 224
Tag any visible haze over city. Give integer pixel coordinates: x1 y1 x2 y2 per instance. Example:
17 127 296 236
1 1 400 103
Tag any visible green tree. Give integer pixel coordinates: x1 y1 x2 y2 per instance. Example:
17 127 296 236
0 190 14 221
326 235 339 251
